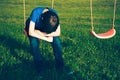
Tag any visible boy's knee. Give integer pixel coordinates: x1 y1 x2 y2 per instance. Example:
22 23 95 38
29 37 39 48
53 37 61 44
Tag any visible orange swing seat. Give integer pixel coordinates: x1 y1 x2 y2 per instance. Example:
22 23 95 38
90 28 116 39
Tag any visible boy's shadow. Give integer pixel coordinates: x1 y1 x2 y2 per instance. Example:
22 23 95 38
0 34 30 63
0 34 38 80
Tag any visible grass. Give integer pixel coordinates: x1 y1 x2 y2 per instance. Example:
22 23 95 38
0 0 120 80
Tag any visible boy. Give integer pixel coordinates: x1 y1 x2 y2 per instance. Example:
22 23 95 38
25 7 64 78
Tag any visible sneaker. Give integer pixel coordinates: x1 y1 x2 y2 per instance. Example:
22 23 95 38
64 66 74 75
35 72 44 79
56 66 74 75
36 75 43 80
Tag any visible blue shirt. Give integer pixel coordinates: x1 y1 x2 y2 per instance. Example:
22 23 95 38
29 7 57 31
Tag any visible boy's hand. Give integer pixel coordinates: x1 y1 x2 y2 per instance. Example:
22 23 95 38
46 36 53 42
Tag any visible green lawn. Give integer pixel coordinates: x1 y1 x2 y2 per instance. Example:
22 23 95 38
0 0 120 80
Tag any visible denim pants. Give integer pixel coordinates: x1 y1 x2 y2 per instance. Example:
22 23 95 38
29 36 64 72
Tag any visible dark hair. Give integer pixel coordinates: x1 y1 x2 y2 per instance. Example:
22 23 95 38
41 11 59 34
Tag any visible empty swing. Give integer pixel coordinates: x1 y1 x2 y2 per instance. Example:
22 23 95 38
90 0 116 39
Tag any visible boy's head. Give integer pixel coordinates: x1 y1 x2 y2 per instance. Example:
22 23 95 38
41 11 59 34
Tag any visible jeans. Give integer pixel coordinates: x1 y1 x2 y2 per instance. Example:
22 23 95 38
29 36 64 72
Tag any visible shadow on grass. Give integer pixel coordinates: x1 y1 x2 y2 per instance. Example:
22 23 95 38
0 34 30 63
0 34 36 80
0 34 76 80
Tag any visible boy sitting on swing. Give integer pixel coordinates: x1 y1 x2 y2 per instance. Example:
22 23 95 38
25 7 73 78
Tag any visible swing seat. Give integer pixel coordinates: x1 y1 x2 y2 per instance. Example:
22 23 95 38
23 29 28 36
90 28 116 39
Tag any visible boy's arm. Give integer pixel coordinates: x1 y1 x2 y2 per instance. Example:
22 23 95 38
34 30 47 36
34 24 60 37
29 21 53 42
46 25 61 37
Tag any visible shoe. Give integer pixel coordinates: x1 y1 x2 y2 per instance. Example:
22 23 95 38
56 66 74 75
39 72 44 78
64 66 74 75
36 75 43 79
34 72 43 80
35 72 44 80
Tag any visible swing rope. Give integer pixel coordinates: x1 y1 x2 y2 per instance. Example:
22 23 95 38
90 0 116 39
23 0 28 35
52 0 54 9
23 0 26 27
112 0 116 28
90 0 94 31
